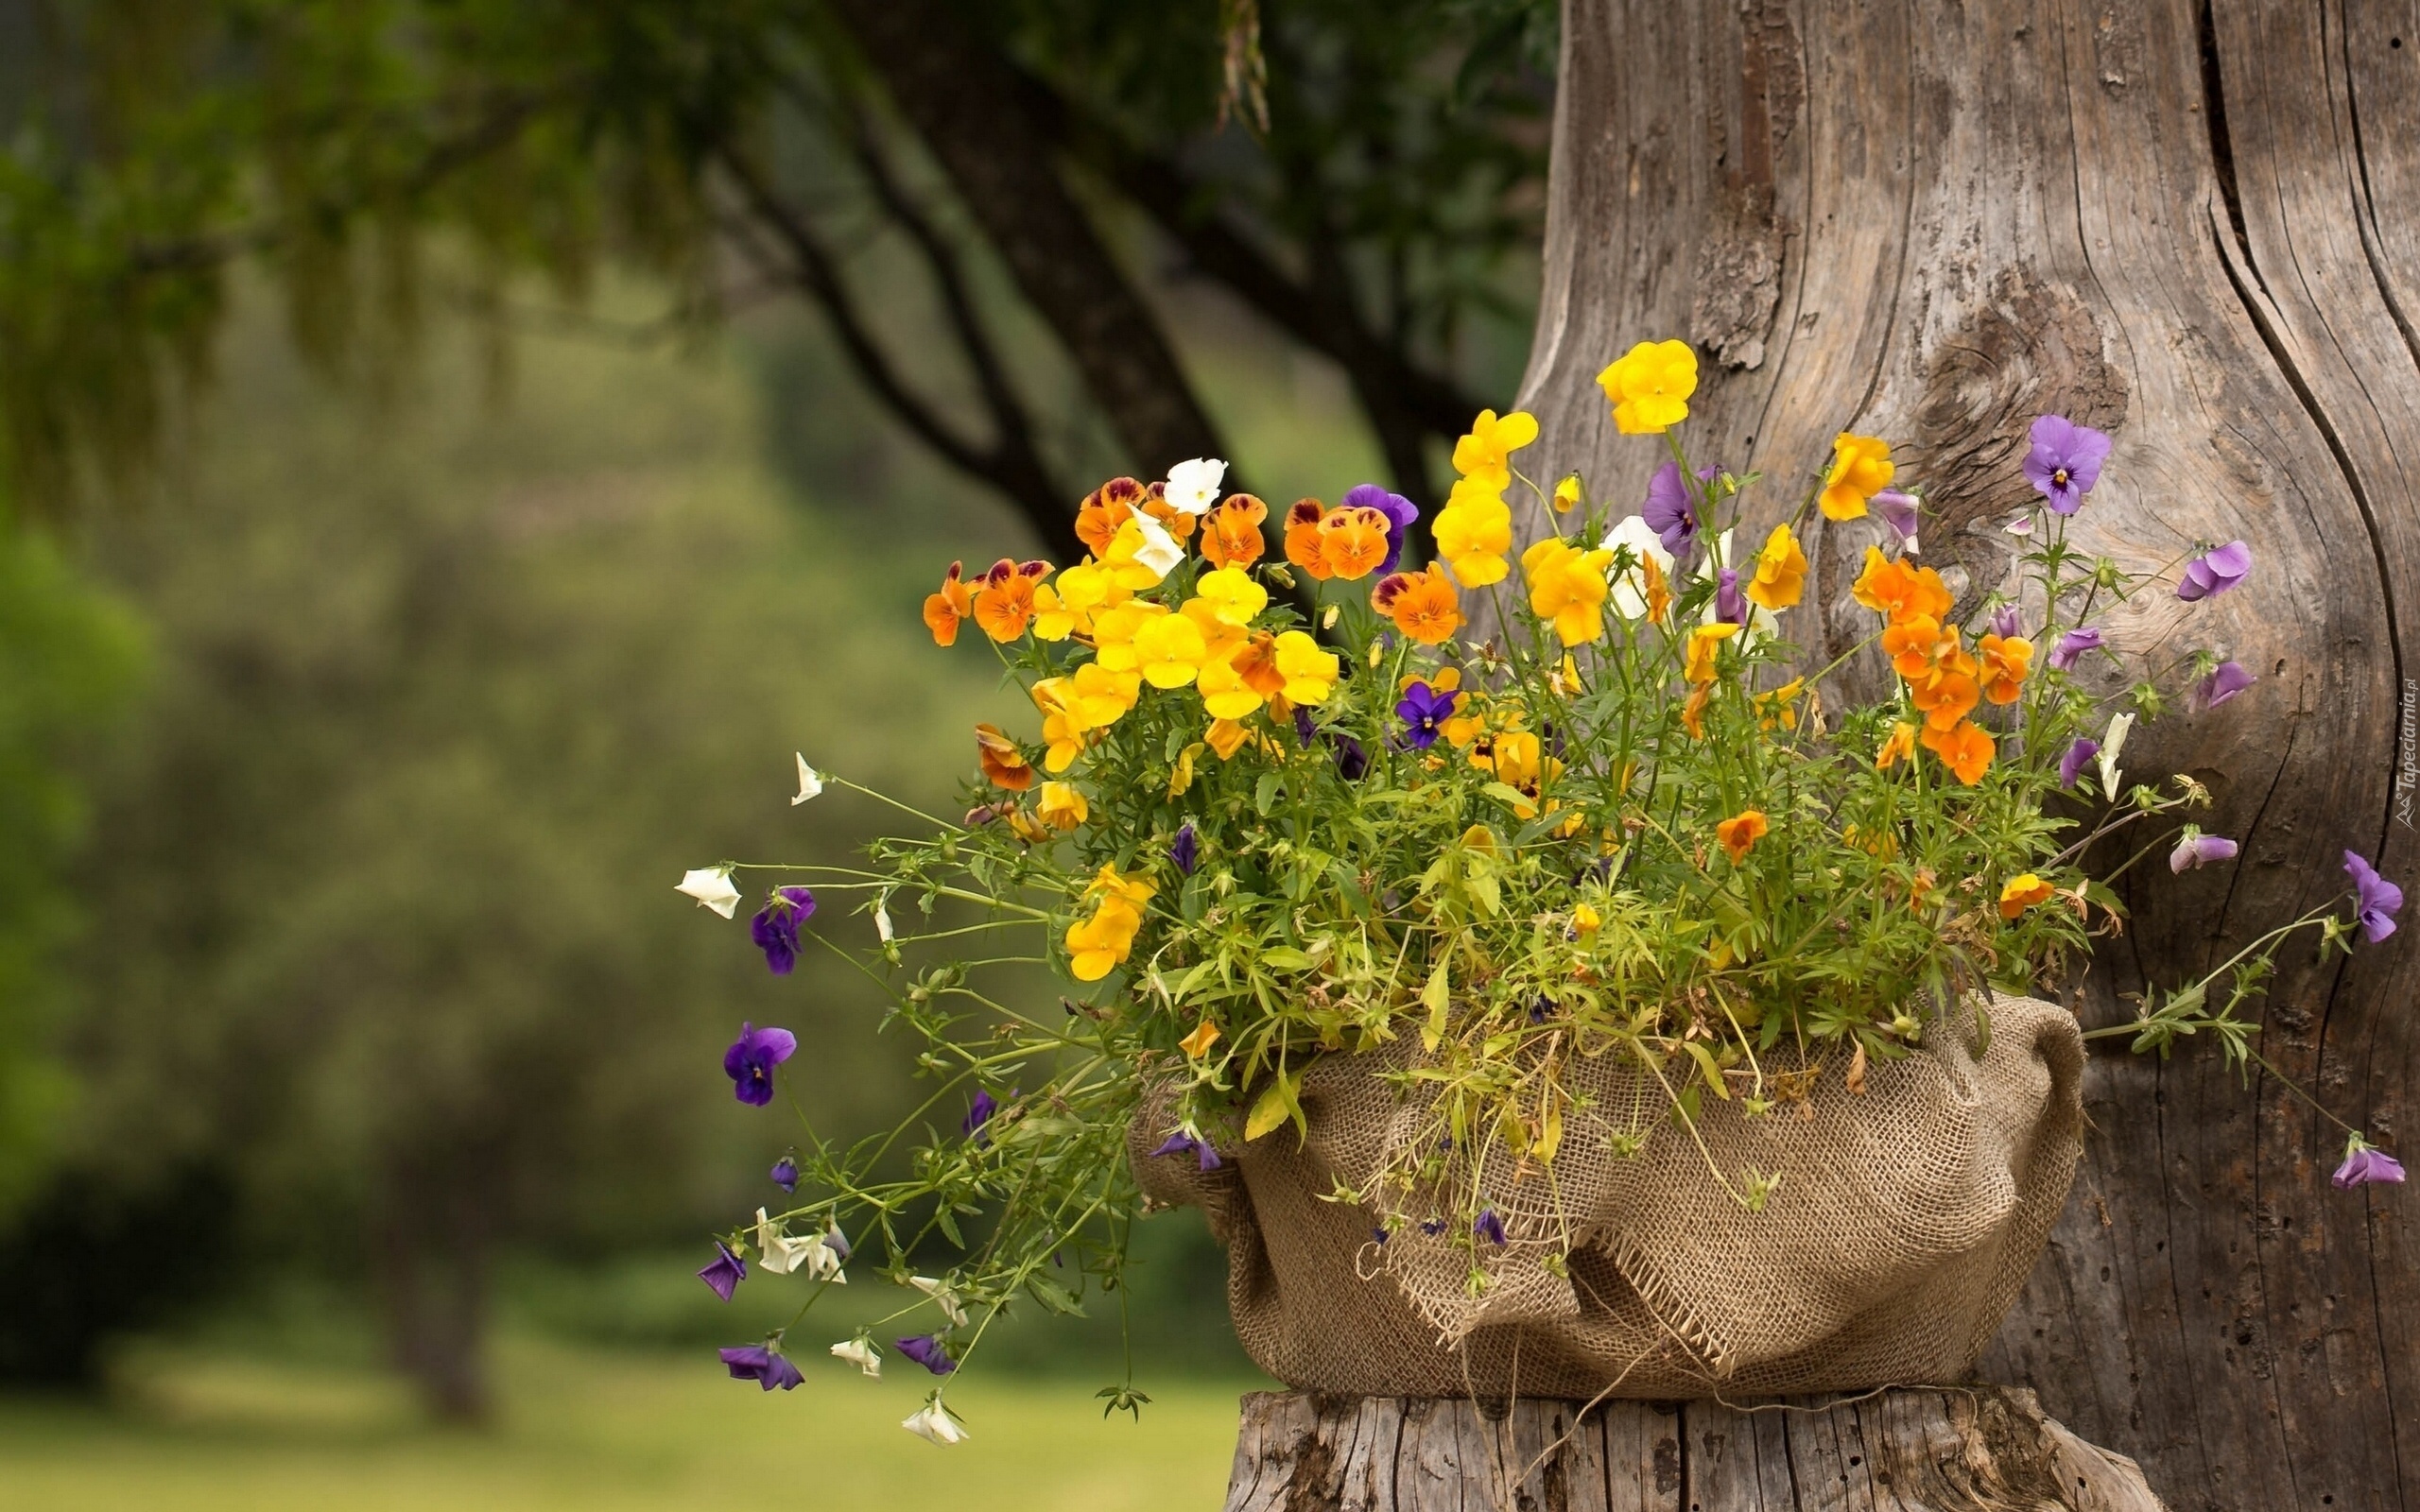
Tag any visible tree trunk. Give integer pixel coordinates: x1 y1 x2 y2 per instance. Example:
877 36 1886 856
1506 2 2420 1506
1225 1389 2167 1511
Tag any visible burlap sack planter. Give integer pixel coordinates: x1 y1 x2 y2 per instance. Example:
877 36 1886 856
1132 992 2083 1400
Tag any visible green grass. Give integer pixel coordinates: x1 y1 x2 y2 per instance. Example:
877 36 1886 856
0 1336 1252 1511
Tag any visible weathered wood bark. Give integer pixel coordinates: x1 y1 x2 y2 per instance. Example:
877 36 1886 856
1503 3 2420 1507
1226 1389 2167 1512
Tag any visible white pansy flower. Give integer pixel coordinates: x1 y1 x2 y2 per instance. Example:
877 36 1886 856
903 1400 970 1445
792 753 824 806
1162 457 1227 515
2100 712 2135 799
874 898 895 945
908 1275 969 1327
675 867 741 919
2004 514 2035 538
752 1209 824 1276
1599 514 1674 620
831 1338 882 1378
1132 515 1185 578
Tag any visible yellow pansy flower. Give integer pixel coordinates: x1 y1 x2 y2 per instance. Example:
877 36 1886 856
1552 473 1582 513
1179 1020 1222 1058
1099 516 1181 590
1036 781 1089 832
1998 872 2055 919
1031 561 1124 641
1132 611 1210 689
1189 566 1269 627
1820 434 1893 522
1520 537 1616 646
1596 339 1697 435
1743 523 1807 610
1203 717 1252 760
1066 662 1142 730
1685 622 1741 685
1433 473 1512 587
1451 408 1540 490
1271 630 1340 704
1065 901 1143 981
1089 600 1169 675
1031 678 1092 772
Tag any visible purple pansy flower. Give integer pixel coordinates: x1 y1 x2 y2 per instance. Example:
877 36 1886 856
962 1089 1000 1140
1871 489 1921 546
1474 1211 1507 1246
1343 483 1420 574
2346 851 2404 943
2334 1136 2408 1190
1419 1217 1448 1236
1294 706 1318 747
1150 1131 1223 1172
749 886 818 975
1331 733 1370 782
2199 660 2256 709
724 1022 797 1107
2049 627 2102 671
698 1240 747 1301
2022 415 2113 515
1396 681 1461 750
717 1344 804 1390
895 1335 958 1376
1715 568 1746 627
2170 830 2240 873
1171 822 1200 876
770 1156 799 1194
2177 541 2252 602
1988 603 2022 639
2058 737 2100 790
1642 461 1700 557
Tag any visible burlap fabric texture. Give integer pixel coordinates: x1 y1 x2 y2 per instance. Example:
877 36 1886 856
1131 992 2083 1399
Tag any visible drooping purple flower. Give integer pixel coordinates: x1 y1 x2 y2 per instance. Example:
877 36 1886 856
1372 1227 1391 1245
1331 733 1370 782
823 1226 852 1260
2022 415 2113 515
1150 1131 1223 1172
2345 850 2404 943
717 1344 804 1391
1641 461 1700 557
2199 660 2256 709
1474 1211 1507 1246
2334 1137 2408 1190
1343 483 1421 574
2177 541 2252 602
2059 737 2100 790
895 1334 958 1376
1715 568 1746 627
961 1089 1000 1140
2169 831 2240 873
749 886 818 975
770 1156 799 1194
1395 681 1461 750
1294 706 1318 746
1989 603 2022 639
724 1022 798 1107
2049 627 2103 671
1419 1217 1448 1236
698 1240 747 1301
1171 822 1200 876
1871 489 1921 547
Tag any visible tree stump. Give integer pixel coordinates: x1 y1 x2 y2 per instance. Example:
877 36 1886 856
1224 1389 2166 1512
1504 2 2420 1504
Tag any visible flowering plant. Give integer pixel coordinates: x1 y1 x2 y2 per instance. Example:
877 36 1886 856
675 339 2403 1437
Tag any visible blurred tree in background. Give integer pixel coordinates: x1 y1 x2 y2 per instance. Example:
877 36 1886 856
0 0 1554 1421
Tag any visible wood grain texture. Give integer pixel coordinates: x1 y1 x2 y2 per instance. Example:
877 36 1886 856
1223 1390 2165 1512
1508 3 2420 1505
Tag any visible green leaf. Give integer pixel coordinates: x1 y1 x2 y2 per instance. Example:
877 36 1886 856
1421 957 1452 1052
1245 1070 1302 1142
1682 1040 1732 1100
1254 774 1283 815
1260 947 1315 971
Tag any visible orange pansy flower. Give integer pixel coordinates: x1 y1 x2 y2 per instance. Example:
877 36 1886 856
1998 872 2056 919
974 723 1036 791
971 558 1052 642
1717 810 1770 864
1317 507 1392 581
924 560 974 646
1283 499 1331 579
1075 477 1150 557
1977 633 2033 705
1681 684 1711 740
1875 720 1916 770
1199 493 1270 568
1920 719 1995 785
1852 548 1953 624
1371 562 1464 645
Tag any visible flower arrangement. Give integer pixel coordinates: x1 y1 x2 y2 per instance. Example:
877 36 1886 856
674 338 2404 1439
